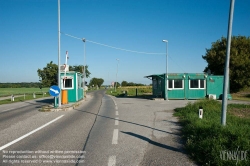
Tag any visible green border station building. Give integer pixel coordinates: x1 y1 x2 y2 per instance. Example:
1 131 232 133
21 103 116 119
145 73 232 100
60 71 84 103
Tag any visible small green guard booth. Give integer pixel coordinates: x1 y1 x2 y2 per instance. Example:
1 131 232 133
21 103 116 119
145 73 232 100
60 71 84 103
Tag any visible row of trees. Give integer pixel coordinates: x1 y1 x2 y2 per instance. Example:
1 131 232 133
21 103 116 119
37 61 91 88
121 81 145 87
202 36 250 92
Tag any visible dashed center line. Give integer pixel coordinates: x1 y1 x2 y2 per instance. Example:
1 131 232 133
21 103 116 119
108 155 116 166
112 129 118 144
115 117 119 125
115 111 119 116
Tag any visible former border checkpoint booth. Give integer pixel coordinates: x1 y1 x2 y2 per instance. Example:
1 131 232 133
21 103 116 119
60 65 84 104
145 73 232 100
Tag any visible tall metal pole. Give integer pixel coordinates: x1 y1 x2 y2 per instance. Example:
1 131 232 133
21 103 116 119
163 40 168 101
221 0 235 126
82 38 86 90
58 0 61 107
115 59 119 92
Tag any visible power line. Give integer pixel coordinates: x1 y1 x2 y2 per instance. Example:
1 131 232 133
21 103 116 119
61 32 165 55
61 31 186 72
168 56 186 73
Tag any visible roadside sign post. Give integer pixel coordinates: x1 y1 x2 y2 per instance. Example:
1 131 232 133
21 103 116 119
49 85 61 108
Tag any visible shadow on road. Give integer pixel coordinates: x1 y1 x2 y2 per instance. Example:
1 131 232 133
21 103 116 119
22 98 54 106
120 131 184 153
74 108 180 136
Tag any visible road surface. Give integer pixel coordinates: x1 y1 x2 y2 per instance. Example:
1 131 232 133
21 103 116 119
0 90 196 165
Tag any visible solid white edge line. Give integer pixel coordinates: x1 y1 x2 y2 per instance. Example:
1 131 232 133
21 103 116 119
1 105 29 113
108 95 118 110
0 115 64 151
115 117 119 125
108 155 116 166
112 129 118 144
2 108 16 113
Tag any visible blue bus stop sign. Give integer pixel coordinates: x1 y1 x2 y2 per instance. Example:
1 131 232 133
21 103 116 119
49 85 61 97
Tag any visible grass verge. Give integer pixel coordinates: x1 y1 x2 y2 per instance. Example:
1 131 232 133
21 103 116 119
174 99 250 165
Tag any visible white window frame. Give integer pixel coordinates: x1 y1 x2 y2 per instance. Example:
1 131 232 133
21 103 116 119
167 79 184 90
61 76 74 90
189 79 206 89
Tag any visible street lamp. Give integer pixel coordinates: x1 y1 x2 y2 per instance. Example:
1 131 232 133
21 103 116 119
115 59 119 92
82 38 86 93
58 0 61 107
163 40 168 101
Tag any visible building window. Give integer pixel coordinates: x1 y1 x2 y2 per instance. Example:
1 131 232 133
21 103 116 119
168 79 173 89
168 79 183 89
190 80 199 88
174 80 183 89
200 80 205 88
189 79 205 89
61 78 74 89
78 77 81 88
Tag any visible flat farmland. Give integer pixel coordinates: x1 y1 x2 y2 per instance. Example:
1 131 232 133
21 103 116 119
0 88 50 97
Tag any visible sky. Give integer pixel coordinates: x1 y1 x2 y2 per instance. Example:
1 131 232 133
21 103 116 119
0 0 250 85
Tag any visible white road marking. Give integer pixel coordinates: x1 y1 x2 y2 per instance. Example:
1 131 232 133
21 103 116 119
112 129 118 144
0 115 64 151
1 105 29 113
115 117 119 125
108 155 116 166
115 111 119 116
2 108 17 113
108 95 118 110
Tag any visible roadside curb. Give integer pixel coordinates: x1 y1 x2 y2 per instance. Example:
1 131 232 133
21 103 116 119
40 94 92 112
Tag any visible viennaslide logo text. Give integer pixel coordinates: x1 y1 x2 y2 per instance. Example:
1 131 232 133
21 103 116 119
220 146 248 165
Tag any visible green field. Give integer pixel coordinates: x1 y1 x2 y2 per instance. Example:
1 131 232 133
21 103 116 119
106 86 152 98
0 88 51 105
0 88 50 97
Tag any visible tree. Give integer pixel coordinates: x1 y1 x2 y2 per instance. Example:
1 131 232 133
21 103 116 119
121 81 128 86
89 78 104 88
69 65 91 78
37 61 58 87
202 36 250 92
37 61 91 87
114 82 120 87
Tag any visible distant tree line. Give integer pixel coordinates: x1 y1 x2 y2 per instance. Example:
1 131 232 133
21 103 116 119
121 81 145 86
0 82 41 88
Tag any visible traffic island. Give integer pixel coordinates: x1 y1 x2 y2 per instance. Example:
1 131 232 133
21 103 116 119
39 95 91 112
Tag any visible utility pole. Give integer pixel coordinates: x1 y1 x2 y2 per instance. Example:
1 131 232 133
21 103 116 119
221 0 235 126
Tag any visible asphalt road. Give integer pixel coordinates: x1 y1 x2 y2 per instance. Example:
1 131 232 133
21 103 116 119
0 91 105 166
0 90 198 166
